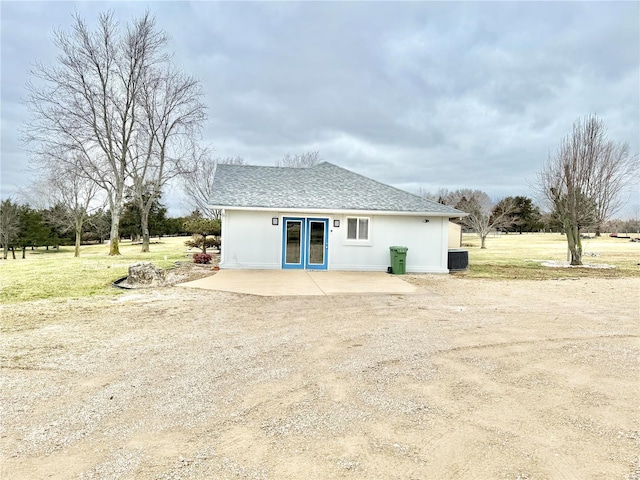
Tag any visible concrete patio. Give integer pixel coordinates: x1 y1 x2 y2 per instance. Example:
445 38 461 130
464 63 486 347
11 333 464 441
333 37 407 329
177 270 418 296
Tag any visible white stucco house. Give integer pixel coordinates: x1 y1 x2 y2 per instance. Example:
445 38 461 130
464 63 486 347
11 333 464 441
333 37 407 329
210 162 465 273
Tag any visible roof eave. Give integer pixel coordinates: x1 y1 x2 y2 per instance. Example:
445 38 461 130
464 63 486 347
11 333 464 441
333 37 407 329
210 205 466 218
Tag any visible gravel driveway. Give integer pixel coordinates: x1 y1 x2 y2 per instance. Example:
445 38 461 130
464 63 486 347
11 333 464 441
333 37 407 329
1 276 638 479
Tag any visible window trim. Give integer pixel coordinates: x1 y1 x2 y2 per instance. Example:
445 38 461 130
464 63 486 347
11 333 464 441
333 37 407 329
344 216 371 245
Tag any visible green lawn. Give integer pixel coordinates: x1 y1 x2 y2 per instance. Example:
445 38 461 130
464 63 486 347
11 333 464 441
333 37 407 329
1 233 638 304
459 232 640 279
0 237 191 304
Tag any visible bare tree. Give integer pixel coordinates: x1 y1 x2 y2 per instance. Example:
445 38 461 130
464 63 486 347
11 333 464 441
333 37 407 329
29 154 102 257
590 142 637 236
536 115 637 265
423 188 487 208
423 189 515 248
131 65 206 252
275 151 321 168
0 199 21 260
455 193 516 249
25 11 169 255
630 204 640 234
181 147 244 220
86 208 112 244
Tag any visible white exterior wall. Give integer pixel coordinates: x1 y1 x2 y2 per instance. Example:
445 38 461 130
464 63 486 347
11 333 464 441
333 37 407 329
220 209 449 273
329 214 448 273
220 210 282 269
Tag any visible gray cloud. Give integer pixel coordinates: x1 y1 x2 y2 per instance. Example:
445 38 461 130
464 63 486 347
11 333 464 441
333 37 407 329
2 1 638 215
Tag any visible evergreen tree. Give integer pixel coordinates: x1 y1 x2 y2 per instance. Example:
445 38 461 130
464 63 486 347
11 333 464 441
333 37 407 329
16 206 52 258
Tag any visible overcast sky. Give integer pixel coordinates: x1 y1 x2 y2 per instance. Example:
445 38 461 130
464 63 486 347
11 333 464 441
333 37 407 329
2 1 638 217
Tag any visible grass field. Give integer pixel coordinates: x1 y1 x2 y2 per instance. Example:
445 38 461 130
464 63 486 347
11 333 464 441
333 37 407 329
460 232 640 279
0 237 191 304
1 233 638 304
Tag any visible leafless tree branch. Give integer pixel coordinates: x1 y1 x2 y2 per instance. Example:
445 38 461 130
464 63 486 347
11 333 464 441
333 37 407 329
535 114 638 265
275 151 321 168
181 146 244 220
24 10 172 255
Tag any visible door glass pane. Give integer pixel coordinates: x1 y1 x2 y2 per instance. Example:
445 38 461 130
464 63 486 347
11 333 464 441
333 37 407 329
286 221 301 264
308 221 325 264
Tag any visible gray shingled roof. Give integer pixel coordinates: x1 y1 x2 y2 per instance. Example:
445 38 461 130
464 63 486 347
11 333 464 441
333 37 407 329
209 162 465 216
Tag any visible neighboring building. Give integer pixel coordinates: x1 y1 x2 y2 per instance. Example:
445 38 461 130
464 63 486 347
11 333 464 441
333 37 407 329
448 221 462 249
209 162 465 273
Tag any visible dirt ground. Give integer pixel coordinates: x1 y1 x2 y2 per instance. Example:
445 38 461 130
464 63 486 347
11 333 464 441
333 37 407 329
1 275 638 479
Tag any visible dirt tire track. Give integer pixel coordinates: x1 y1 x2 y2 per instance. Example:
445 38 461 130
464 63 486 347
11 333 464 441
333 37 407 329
1 277 638 479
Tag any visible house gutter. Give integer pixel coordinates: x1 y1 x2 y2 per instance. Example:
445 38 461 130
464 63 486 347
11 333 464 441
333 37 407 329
209 205 466 218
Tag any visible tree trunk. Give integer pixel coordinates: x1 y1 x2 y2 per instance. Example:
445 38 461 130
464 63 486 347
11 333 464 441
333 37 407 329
109 209 121 256
74 219 83 258
480 235 487 249
3 244 7 260
106 189 124 255
22 246 26 259
564 221 583 265
12 247 16 259
140 206 150 253
201 234 207 254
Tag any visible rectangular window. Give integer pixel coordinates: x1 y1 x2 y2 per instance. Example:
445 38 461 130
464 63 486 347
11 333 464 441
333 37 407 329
346 217 369 241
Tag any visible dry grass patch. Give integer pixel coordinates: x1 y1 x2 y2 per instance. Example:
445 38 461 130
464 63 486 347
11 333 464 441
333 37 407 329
1 233 638 304
458 232 640 279
0 237 194 304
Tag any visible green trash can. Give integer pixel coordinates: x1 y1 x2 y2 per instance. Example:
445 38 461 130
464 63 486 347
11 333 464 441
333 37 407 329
389 246 408 274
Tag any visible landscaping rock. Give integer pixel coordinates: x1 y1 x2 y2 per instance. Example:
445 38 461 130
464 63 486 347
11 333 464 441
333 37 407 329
124 262 167 288
117 261 217 289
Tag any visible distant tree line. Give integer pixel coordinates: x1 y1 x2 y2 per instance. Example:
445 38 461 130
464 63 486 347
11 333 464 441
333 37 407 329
0 197 203 260
422 189 545 248
423 186 638 250
424 114 637 258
